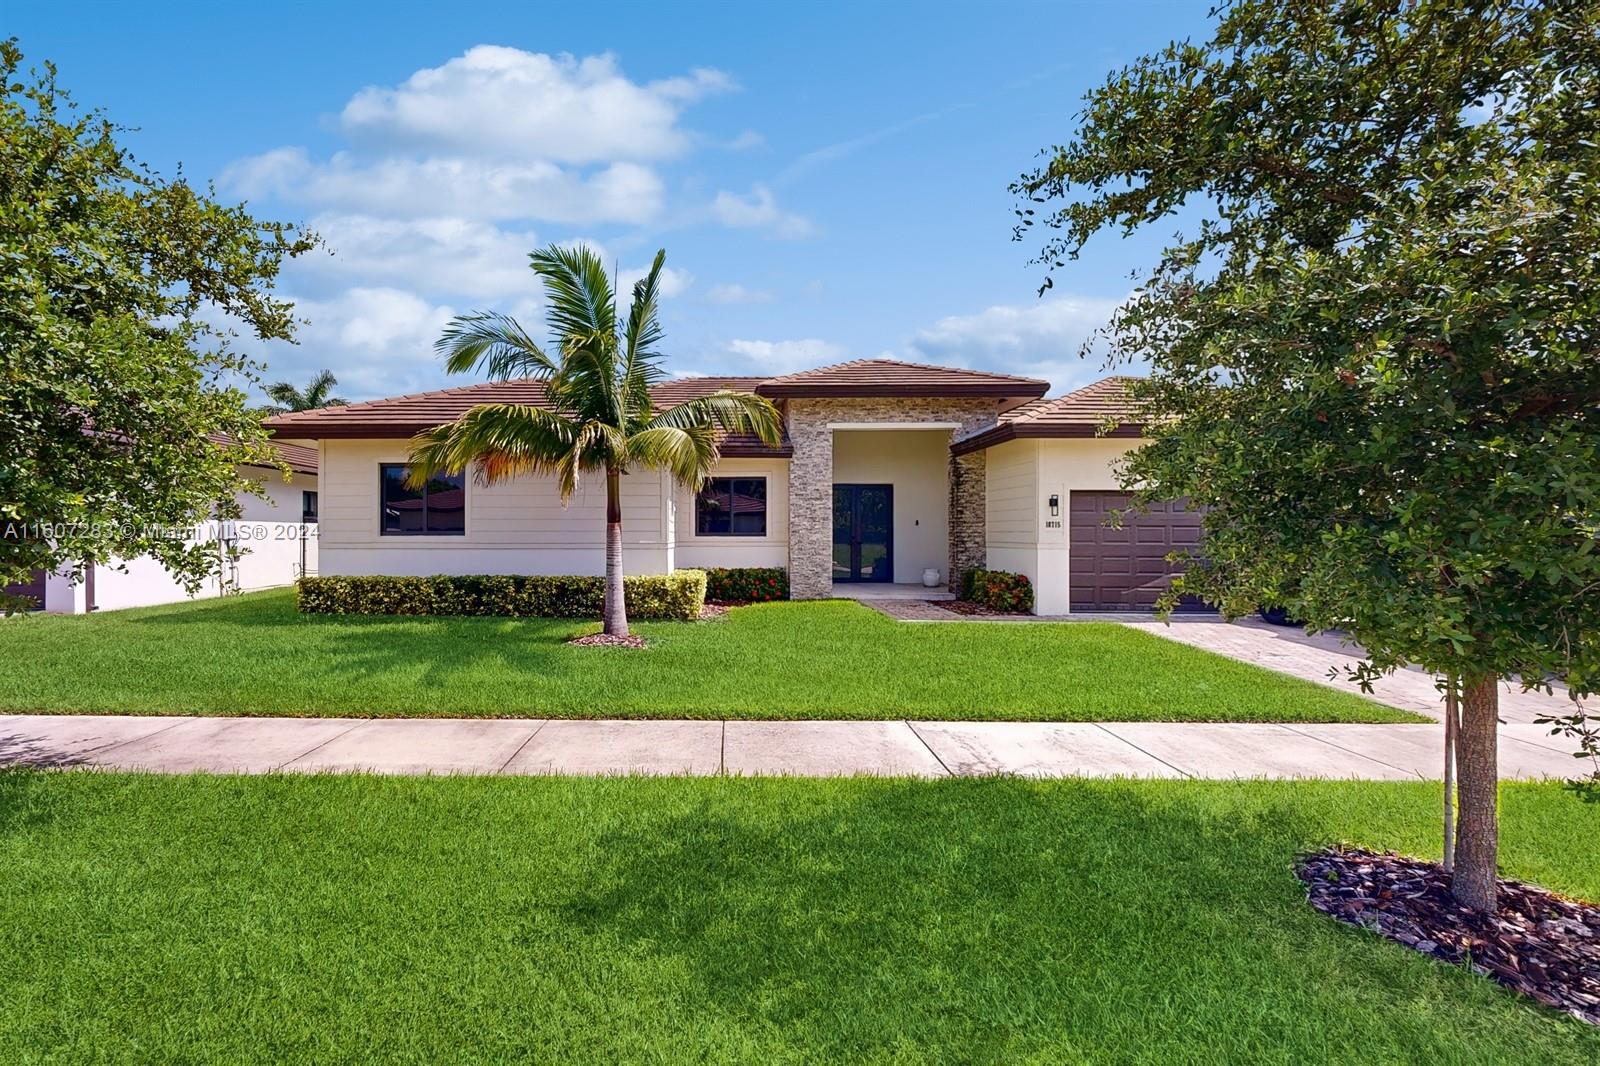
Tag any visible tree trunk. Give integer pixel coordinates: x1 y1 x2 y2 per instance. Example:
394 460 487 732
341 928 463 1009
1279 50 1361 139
1442 676 1457 873
603 467 628 637
1451 674 1499 912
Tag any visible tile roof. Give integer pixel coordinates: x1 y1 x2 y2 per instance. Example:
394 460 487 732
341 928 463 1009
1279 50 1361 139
210 434 319 475
261 376 791 456
755 358 1048 400
950 376 1148 455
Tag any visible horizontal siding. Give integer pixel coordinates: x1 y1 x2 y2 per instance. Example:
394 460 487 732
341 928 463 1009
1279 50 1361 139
985 439 1038 546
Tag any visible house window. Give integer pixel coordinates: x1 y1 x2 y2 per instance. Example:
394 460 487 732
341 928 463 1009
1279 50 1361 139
696 477 767 536
380 464 465 535
301 491 319 523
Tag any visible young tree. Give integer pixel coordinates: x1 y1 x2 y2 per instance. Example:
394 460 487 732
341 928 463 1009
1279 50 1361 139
262 370 349 414
0 40 316 591
408 245 781 637
1015 0 1599 911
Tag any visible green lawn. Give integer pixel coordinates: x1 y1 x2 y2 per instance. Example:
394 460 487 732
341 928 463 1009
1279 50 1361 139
0 589 1414 721
0 773 1595 1063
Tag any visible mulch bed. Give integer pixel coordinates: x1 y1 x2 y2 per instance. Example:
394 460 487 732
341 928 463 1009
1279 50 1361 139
566 632 648 649
699 603 731 620
933 599 1003 616
1297 846 1600 1026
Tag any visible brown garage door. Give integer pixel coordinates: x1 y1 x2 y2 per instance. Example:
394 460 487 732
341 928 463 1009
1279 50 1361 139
3 569 47 610
1069 492 1205 611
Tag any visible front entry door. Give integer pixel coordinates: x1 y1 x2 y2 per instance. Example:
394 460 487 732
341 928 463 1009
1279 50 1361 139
832 484 893 582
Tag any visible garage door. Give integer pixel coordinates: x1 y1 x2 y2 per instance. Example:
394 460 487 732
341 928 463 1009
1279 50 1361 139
1069 492 1204 611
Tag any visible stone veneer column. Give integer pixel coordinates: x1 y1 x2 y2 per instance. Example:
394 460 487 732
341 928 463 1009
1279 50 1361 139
786 402 835 599
947 449 986 596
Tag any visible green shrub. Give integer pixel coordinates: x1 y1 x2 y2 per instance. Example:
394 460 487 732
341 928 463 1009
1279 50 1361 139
296 570 707 621
703 566 788 603
961 568 1034 613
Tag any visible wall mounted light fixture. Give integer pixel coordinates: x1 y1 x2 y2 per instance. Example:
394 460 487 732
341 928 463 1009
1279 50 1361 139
1048 494 1060 517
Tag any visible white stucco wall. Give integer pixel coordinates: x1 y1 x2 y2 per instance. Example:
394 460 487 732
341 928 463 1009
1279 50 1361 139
316 439 673 577
831 429 949 584
48 466 317 613
982 436 1141 614
672 457 790 570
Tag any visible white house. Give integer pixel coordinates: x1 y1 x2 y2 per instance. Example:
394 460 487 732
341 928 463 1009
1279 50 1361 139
7 441 319 614
263 359 1199 615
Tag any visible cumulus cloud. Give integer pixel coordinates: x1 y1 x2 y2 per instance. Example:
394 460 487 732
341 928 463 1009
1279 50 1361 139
294 214 542 299
711 184 813 238
339 46 733 163
907 295 1129 391
704 282 772 305
259 287 461 399
617 264 693 298
225 149 663 224
722 338 845 375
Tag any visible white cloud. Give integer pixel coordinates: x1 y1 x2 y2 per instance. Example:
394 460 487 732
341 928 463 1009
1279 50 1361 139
339 46 733 163
723 338 844 374
908 295 1129 391
296 214 541 299
704 282 771 305
226 149 663 224
711 184 813 238
618 264 693 298
260 287 460 399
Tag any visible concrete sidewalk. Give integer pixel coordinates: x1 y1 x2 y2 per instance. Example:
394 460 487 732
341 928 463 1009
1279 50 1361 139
0 714 1585 780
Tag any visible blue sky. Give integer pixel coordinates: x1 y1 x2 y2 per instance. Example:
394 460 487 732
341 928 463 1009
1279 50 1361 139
13 0 1214 401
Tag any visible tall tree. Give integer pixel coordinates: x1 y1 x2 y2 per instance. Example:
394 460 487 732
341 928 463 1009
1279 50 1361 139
0 40 316 591
1015 0 1600 911
262 370 348 414
408 245 781 637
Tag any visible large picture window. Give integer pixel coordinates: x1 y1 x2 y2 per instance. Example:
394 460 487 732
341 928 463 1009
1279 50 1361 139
380 464 465 535
695 477 767 536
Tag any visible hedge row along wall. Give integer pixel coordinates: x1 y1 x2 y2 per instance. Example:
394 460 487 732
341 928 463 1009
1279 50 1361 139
297 571 708 621
703 567 788 603
961 568 1034 614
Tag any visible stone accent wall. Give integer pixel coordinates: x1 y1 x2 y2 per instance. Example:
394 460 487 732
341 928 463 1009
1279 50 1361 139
947 449 986 595
785 398 998 599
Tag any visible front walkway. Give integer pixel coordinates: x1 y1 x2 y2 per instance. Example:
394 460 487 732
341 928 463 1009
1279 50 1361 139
0 714 1585 780
859 600 1588 725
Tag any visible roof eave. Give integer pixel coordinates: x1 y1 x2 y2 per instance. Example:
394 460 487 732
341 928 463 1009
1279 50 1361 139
950 422 1146 456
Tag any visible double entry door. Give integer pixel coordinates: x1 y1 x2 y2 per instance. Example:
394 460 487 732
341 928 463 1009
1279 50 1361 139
832 484 893 583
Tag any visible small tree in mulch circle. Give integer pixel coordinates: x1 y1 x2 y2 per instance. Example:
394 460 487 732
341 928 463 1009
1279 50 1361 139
1014 0 1600 912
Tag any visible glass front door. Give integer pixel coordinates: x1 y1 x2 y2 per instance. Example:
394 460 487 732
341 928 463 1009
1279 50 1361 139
832 484 894 582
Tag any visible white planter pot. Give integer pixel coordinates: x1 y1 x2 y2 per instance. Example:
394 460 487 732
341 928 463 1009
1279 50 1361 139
921 568 941 588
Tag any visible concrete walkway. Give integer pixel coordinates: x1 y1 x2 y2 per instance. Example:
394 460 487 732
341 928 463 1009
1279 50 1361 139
0 714 1585 780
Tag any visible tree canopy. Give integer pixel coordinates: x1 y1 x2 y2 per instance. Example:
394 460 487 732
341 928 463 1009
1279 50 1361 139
263 370 348 415
0 39 316 590
1015 0 1599 908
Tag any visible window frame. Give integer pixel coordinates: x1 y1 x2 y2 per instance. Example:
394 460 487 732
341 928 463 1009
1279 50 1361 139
694 476 769 538
379 463 466 537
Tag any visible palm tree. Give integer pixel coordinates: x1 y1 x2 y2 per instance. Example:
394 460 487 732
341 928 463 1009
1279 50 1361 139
407 245 781 637
262 369 348 414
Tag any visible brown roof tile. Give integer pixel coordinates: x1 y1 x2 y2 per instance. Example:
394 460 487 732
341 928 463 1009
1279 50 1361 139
261 376 792 456
951 376 1147 455
210 434 319 475
754 358 1047 400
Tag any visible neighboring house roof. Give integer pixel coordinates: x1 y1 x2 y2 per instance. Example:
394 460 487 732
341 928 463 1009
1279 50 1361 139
209 434 319 475
262 376 792 456
950 376 1147 455
754 359 1047 403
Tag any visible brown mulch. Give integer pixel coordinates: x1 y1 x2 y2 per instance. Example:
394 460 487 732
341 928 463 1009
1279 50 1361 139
566 632 648 648
1297 846 1600 1026
699 603 731 620
933 599 1001 616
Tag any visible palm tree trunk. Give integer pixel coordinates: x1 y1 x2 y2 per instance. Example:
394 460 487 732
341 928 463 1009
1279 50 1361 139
603 466 628 637
1451 674 1499 911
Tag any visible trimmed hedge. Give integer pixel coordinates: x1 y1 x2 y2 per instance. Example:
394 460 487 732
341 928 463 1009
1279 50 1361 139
962 568 1034 614
703 566 789 603
296 570 707 621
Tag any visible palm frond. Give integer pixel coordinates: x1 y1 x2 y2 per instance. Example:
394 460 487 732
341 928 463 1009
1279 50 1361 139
529 245 624 426
620 249 668 418
264 381 304 408
649 391 783 446
406 403 580 494
435 312 559 381
627 425 720 488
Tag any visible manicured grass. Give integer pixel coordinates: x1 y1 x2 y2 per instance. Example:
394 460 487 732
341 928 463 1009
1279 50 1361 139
0 589 1414 721
0 773 1595 1063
